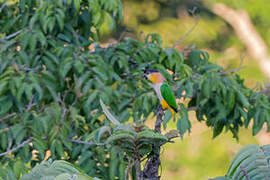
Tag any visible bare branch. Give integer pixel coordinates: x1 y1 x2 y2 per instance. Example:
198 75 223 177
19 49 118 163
143 106 164 179
125 159 134 180
173 7 200 48
26 98 37 112
173 18 199 48
4 30 23 40
219 66 246 75
212 3 270 80
0 137 32 157
187 106 197 111
0 2 7 13
0 113 16 122
154 106 165 133
69 139 104 146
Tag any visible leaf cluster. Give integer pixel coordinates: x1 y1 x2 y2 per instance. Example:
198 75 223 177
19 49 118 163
1 0 270 179
20 159 99 180
212 144 270 180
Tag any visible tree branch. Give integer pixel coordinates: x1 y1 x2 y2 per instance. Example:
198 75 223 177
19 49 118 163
154 106 164 133
188 106 197 111
212 3 270 80
142 107 164 180
69 139 104 146
173 17 199 48
0 137 32 157
173 6 199 48
4 30 22 40
0 2 6 13
0 113 16 122
219 66 246 75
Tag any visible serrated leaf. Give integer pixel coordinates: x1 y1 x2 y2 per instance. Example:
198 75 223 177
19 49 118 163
177 104 191 138
106 131 136 145
137 130 168 142
74 0 80 11
97 126 111 142
163 109 172 130
13 160 24 178
30 34 37 51
100 99 120 125
59 58 73 78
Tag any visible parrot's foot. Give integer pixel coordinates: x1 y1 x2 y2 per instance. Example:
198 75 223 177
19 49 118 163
158 104 164 111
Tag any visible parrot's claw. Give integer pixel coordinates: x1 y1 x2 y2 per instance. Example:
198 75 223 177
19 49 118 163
158 104 164 111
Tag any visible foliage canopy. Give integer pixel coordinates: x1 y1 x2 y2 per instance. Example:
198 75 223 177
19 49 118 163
0 0 270 179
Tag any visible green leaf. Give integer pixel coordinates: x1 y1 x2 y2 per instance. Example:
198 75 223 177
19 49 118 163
74 0 80 11
30 33 37 51
74 60 85 73
177 104 191 138
13 160 24 178
78 151 92 166
33 138 46 159
57 33 71 43
109 147 119 180
213 119 224 138
0 100 13 115
106 131 136 145
56 14 64 31
1 133 7 150
202 78 211 98
55 140 65 158
100 99 120 125
163 109 172 130
212 144 270 180
21 32 31 50
137 129 168 142
59 58 73 78
48 17 56 33
236 90 250 108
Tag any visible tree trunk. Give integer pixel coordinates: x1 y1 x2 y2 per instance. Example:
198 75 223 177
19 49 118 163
142 107 164 180
212 3 270 80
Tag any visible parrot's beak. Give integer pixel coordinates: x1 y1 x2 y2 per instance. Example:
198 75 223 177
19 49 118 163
142 73 147 79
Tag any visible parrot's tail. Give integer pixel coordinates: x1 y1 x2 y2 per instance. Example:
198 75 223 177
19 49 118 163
169 107 176 121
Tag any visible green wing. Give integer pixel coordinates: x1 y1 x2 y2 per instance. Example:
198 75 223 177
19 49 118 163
160 83 178 112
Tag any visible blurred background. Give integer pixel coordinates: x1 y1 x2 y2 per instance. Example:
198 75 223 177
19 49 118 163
99 0 270 179
4 0 269 179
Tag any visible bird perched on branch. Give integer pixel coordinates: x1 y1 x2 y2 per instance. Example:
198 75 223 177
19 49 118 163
143 70 178 118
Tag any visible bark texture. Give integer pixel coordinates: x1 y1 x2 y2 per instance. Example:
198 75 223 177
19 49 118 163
212 3 270 80
142 107 164 180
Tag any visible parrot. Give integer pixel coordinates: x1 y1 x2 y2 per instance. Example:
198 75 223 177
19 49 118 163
143 70 178 118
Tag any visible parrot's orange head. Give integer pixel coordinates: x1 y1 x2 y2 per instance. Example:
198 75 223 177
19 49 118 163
144 70 164 84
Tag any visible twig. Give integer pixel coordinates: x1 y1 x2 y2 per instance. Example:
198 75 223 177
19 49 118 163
188 106 197 111
4 30 22 40
135 160 142 180
0 113 16 122
173 7 199 48
26 98 36 112
125 159 134 180
219 66 246 75
20 66 41 72
0 2 7 13
0 137 32 157
69 139 104 146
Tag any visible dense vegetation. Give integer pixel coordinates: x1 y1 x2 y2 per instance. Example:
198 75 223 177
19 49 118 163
0 0 269 179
